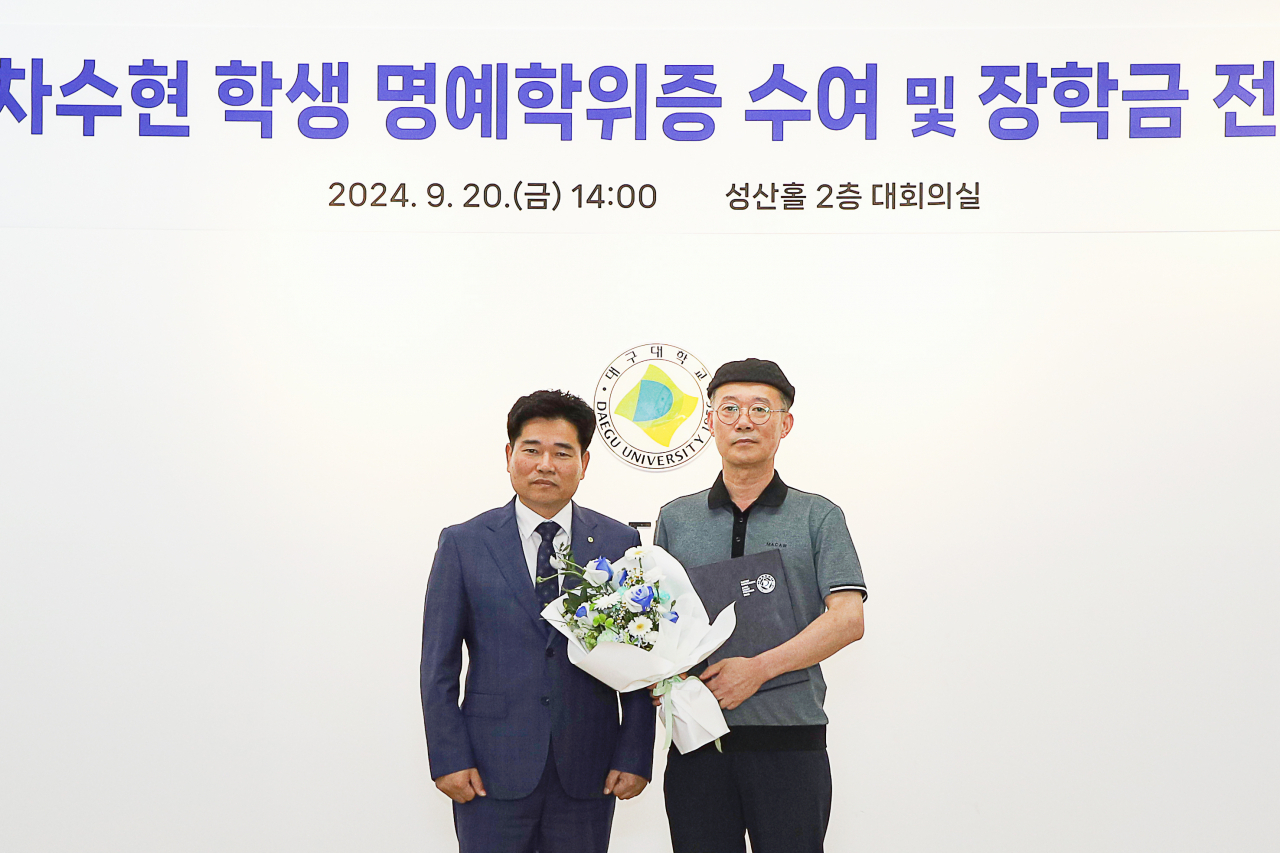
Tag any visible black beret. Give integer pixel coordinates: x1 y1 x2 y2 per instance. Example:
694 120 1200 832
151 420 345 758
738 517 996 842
707 358 795 404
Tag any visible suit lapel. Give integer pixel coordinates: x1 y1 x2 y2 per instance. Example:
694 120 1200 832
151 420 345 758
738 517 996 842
567 503 600 592
483 498 549 633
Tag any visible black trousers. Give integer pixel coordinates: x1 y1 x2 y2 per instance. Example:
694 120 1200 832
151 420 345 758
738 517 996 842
663 743 832 853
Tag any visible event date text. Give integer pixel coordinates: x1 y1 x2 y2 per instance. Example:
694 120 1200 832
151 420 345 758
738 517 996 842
326 181 657 211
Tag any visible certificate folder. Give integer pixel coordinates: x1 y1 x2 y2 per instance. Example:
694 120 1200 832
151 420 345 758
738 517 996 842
685 550 810 692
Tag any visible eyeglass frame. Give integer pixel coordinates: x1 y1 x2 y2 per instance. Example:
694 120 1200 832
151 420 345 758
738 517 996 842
713 401 790 426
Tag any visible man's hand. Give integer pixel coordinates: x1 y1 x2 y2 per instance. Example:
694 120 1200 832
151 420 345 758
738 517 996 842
435 767 486 803
700 657 769 710
700 592 864 711
603 770 648 800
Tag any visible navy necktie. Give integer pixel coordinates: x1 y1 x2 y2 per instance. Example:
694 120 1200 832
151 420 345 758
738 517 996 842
535 521 561 607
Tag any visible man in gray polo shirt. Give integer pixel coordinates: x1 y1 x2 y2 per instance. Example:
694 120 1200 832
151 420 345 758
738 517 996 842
655 357 866 853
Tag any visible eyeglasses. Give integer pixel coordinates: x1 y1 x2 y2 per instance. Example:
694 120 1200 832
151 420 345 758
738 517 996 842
715 403 788 425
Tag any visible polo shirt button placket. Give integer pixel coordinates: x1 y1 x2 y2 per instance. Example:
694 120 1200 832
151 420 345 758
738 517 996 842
732 508 750 558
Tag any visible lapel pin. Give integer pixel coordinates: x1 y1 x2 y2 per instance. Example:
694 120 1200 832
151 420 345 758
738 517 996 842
588 536 594 543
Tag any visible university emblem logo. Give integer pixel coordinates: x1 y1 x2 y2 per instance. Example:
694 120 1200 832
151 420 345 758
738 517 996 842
594 344 713 472
613 364 700 447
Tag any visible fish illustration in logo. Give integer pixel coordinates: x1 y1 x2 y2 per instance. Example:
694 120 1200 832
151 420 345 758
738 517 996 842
613 364 699 447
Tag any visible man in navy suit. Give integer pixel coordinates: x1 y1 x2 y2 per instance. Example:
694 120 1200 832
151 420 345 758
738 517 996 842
421 389 657 853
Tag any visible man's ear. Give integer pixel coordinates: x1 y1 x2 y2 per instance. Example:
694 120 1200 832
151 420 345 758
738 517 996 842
780 412 794 439
505 443 513 470
580 449 590 478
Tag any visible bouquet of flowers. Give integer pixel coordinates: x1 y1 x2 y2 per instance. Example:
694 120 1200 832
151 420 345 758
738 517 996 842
539 544 737 753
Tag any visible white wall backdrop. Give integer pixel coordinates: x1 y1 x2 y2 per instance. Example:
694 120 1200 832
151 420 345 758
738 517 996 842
2 4 1278 852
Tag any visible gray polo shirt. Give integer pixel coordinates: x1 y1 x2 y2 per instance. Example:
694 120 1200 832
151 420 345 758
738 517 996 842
654 471 866 727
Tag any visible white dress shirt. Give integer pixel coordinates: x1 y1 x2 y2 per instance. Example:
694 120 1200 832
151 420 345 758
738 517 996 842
513 499 574 587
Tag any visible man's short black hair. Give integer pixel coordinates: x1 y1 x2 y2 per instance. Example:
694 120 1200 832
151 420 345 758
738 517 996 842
506 390 596 452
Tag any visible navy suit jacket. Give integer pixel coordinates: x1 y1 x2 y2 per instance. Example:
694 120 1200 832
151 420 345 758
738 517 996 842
421 499 656 800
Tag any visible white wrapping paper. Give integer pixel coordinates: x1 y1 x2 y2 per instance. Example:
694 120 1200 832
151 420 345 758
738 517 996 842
540 545 737 754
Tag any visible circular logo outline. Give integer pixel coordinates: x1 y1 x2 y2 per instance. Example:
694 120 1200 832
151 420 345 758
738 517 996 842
756 574 777 594
593 343 713 472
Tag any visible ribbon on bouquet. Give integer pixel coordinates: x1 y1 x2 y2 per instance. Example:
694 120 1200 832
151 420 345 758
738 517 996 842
652 674 727 753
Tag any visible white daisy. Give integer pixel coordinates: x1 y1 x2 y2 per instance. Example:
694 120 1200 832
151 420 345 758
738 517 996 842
627 616 653 637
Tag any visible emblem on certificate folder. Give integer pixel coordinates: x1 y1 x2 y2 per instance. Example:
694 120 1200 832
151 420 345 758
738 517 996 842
738 573 777 596
593 343 713 472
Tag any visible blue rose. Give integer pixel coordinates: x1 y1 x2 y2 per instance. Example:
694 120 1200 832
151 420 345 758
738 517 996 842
664 610 679 623
583 557 614 586
624 584 656 613
575 604 588 618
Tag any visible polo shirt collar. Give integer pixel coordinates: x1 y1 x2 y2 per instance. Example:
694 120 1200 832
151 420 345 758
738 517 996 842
707 470 789 510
